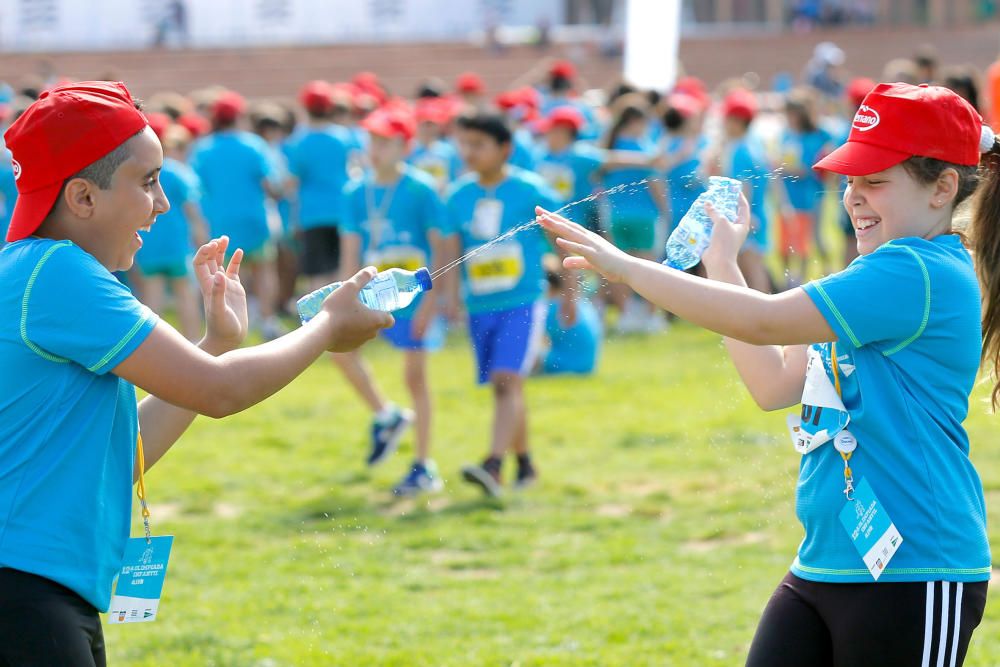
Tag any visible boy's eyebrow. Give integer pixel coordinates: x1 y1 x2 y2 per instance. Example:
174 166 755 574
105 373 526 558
143 167 162 179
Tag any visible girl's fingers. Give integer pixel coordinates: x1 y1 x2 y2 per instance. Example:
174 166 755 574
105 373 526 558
563 256 593 271
539 212 591 245
555 237 595 259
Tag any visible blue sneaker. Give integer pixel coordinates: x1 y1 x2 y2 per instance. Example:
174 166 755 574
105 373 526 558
367 407 413 467
393 461 443 496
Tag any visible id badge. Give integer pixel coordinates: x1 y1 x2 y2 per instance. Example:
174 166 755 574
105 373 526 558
108 536 173 624
471 199 503 240
838 478 903 581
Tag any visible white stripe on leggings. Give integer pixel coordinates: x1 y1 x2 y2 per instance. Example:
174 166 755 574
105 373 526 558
949 582 964 667
937 581 951 667
921 581 934 667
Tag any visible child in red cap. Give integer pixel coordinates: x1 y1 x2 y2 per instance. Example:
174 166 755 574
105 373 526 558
0 81 391 665
541 82 997 666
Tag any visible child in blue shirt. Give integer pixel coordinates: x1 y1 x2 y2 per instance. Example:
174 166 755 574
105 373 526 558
538 263 601 375
408 98 463 194
189 91 284 339
533 106 604 232
447 111 563 496
336 108 453 496
541 82 996 666
136 123 207 341
659 93 708 232
0 81 391 666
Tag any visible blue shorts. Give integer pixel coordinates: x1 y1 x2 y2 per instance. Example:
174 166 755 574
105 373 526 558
380 315 445 351
468 301 547 384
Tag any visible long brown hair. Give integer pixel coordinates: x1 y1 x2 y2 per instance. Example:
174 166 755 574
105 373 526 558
970 144 1000 408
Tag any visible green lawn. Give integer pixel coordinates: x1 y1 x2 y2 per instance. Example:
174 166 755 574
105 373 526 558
105 323 1000 666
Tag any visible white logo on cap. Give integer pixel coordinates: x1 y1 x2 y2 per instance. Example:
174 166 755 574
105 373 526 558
852 105 880 132
10 158 20 181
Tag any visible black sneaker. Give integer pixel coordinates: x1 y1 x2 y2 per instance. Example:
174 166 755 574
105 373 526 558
514 455 538 490
461 457 502 497
367 407 413 467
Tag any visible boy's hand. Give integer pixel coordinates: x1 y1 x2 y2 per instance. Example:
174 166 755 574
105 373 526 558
321 267 395 352
194 236 248 353
536 206 635 284
701 193 751 273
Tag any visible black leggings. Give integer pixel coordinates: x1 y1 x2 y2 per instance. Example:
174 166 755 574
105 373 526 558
747 572 988 667
0 568 106 667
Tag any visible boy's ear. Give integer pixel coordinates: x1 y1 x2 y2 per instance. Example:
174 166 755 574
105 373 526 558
62 178 98 219
931 168 960 208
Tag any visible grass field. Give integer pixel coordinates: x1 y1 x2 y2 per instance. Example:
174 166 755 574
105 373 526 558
105 322 1000 666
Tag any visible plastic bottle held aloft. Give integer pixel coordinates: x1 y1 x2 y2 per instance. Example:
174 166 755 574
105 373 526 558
296 267 434 324
663 176 742 271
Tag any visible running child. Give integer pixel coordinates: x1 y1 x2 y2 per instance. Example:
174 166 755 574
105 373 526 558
336 107 453 495
446 111 562 496
540 82 995 667
0 81 391 666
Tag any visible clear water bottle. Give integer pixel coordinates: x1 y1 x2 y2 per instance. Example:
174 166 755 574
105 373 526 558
663 176 742 271
296 267 433 324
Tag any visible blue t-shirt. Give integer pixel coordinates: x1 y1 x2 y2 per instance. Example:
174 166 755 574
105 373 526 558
0 239 158 610
286 124 351 229
542 297 601 374
663 135 708 230
407 139 463 194
341 167 448 318
189 130 275 253
533 143 604 218
136 157 200 270
510 130 537 172
0 148 17 243
722 136 771 242
540 96 600 141
779 127 833 212
795 235 990 583
602 136 659 223
446 168 559 314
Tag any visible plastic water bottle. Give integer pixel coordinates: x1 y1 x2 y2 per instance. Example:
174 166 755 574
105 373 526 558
296 267 433 324
663 176 742 271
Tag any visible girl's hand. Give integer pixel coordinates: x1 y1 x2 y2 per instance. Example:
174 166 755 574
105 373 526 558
535 206 636 284
194 236 248 353
701 193 751 273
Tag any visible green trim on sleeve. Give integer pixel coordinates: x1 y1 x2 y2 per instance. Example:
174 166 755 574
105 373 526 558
881 245 931 356
87 309 154 374
20 241 73 364
811 282 862 348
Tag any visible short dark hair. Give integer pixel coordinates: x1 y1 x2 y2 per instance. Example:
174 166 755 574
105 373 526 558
72 129 144 189
456 111 512 145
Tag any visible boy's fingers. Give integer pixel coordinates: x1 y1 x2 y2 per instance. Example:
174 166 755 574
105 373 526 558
226 248 244 278
343 266 377 292
563 256 592 271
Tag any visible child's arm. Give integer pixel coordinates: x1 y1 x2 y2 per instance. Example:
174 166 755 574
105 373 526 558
412 230 447 337
537 206 836 347
338 232 362 281
698 204 808 409
118 239 393 472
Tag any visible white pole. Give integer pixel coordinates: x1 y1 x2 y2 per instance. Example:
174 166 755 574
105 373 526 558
623 0 682 92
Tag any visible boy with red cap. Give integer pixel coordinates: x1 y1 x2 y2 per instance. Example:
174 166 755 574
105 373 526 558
0 81 391 664
285 81 352 296
408 97 463 194
455 71 487 109
540 81 997 666
189 90 285 339
335 107 454 495
533 106 603 231
540 59 599 141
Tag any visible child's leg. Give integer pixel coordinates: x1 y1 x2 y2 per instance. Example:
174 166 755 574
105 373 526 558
738 249 773 294
330 350 389 414
488 371 525 459
403 350 431 462
170 277 202 342
141 274 167 318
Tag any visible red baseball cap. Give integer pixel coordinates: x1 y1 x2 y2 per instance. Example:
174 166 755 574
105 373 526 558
362 108 415 143
814 82 984 176
145 111 171 139
721 88 757 120
414 98 453 125
667 92 705 118
549 60 577 80
536 106 585 133
299 80 334 114
456 72 485 95
845 77 876 109
4 80 148 243
177 112 210 138
211 91 245 123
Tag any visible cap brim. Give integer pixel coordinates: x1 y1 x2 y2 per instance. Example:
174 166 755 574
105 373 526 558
5 181 62 242
813 140 911 176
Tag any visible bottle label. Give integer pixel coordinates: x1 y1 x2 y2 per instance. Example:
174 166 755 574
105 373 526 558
368 273 400 311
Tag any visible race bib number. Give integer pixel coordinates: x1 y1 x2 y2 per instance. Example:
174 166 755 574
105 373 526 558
471 199 503 240
108 536 173 624
365 245 427 273
790 345 850 454
539 163 575 200
466 241 524 295
416 157 448 190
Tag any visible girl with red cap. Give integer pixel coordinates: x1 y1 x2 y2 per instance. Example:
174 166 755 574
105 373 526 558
540 82 997 666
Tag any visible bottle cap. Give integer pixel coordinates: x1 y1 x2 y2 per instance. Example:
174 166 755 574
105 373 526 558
415 267 433 292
